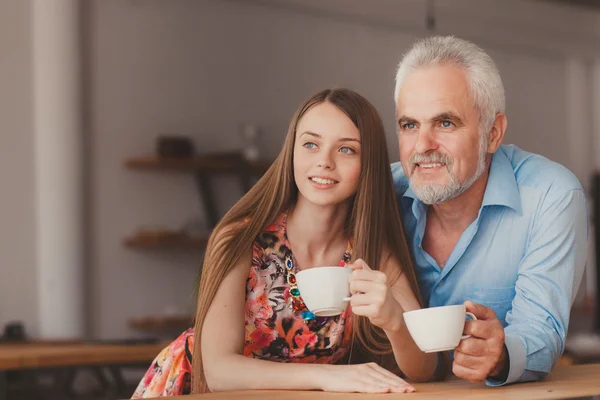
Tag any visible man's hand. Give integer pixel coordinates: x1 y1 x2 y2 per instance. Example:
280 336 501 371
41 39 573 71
452 301 507 383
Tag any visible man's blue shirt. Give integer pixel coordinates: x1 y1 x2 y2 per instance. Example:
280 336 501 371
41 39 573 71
392 144 588 385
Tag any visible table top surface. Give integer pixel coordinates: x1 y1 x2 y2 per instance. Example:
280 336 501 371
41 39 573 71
0 340 167 370
154 363 600 400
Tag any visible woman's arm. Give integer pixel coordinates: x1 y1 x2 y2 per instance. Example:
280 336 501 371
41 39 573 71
382 255 440 381
201 250 415 393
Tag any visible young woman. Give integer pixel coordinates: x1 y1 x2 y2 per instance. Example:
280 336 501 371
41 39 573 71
132 88 442 398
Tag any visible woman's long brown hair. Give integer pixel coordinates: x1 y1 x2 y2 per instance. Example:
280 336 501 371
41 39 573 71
191 88 421 393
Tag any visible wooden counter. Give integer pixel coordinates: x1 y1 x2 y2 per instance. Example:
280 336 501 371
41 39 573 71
0 341 166 370
0 341 167 399
156 363 600 400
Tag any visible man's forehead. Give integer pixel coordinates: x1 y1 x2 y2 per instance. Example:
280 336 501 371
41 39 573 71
396 88 473 120
396 65 473 116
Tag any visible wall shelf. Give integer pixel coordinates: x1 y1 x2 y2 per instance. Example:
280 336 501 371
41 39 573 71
129 315 194 333
123 151 272 246
123 231 209 250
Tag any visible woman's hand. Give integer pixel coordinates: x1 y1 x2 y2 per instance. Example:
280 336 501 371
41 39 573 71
348 258 404 332
318 363 416 393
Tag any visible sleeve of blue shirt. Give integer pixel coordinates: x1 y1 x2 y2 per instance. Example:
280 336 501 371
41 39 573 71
486 189 588 386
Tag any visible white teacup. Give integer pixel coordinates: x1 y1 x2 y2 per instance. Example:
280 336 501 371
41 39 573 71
294 266 352 317
403 304 477 353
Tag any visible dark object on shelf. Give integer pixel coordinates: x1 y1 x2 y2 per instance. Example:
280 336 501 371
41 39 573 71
156 135 195 158
1 322 26 342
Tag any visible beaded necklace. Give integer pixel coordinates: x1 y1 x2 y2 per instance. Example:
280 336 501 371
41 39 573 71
285 255 316 322
282 212 352 324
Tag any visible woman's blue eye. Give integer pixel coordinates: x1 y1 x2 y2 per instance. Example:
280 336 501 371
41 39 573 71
303 142 317 149
441 120 453 128
340 147 355 154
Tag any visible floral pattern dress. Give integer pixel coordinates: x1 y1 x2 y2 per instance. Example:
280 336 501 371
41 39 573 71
132 213 353 398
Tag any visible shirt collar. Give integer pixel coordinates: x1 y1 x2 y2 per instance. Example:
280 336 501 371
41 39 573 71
482 149 522 213
401 149 522 215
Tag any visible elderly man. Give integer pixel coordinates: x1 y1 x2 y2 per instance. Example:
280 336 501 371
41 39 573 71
392 36 587 386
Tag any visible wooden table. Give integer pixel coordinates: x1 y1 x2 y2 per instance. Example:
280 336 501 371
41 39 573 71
160 363 600 400
0 340 166 400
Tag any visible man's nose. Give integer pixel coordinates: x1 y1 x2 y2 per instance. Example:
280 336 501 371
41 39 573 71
414 127 438 154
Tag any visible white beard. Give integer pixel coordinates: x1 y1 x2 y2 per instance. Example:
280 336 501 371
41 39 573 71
409 134 488 205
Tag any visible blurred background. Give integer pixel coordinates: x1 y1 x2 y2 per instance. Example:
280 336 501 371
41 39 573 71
1 0 600 398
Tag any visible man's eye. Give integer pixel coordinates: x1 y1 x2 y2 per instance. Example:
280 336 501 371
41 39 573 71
303 142 317 149
339 147 355 154
402 123 416 130
441 120 453 128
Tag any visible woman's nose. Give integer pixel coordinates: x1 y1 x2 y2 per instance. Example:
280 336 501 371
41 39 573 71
317 152 334 169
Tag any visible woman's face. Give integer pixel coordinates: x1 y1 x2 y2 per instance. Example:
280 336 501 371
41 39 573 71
293 102 362 207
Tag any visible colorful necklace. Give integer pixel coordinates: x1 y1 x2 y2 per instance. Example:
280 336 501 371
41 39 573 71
285 255 316 322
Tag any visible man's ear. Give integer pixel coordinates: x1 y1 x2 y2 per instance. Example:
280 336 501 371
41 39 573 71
486 113 507 153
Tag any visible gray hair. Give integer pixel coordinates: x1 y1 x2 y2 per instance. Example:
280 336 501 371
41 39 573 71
394 36 505 135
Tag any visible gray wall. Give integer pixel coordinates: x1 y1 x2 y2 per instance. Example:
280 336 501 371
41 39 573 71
0 0 39 335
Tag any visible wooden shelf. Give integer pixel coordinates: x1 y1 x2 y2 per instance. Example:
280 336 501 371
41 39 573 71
123 230 209 249
124 152 272 175
128 315 194 333
123 151 271 245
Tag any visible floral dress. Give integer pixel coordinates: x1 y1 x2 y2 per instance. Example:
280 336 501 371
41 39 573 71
132 213 353 398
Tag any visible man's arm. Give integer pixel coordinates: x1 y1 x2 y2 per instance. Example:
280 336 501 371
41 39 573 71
489 188 588 386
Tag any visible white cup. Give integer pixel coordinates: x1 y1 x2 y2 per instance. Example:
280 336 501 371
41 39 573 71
403 304 477 353
294 266 352 317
